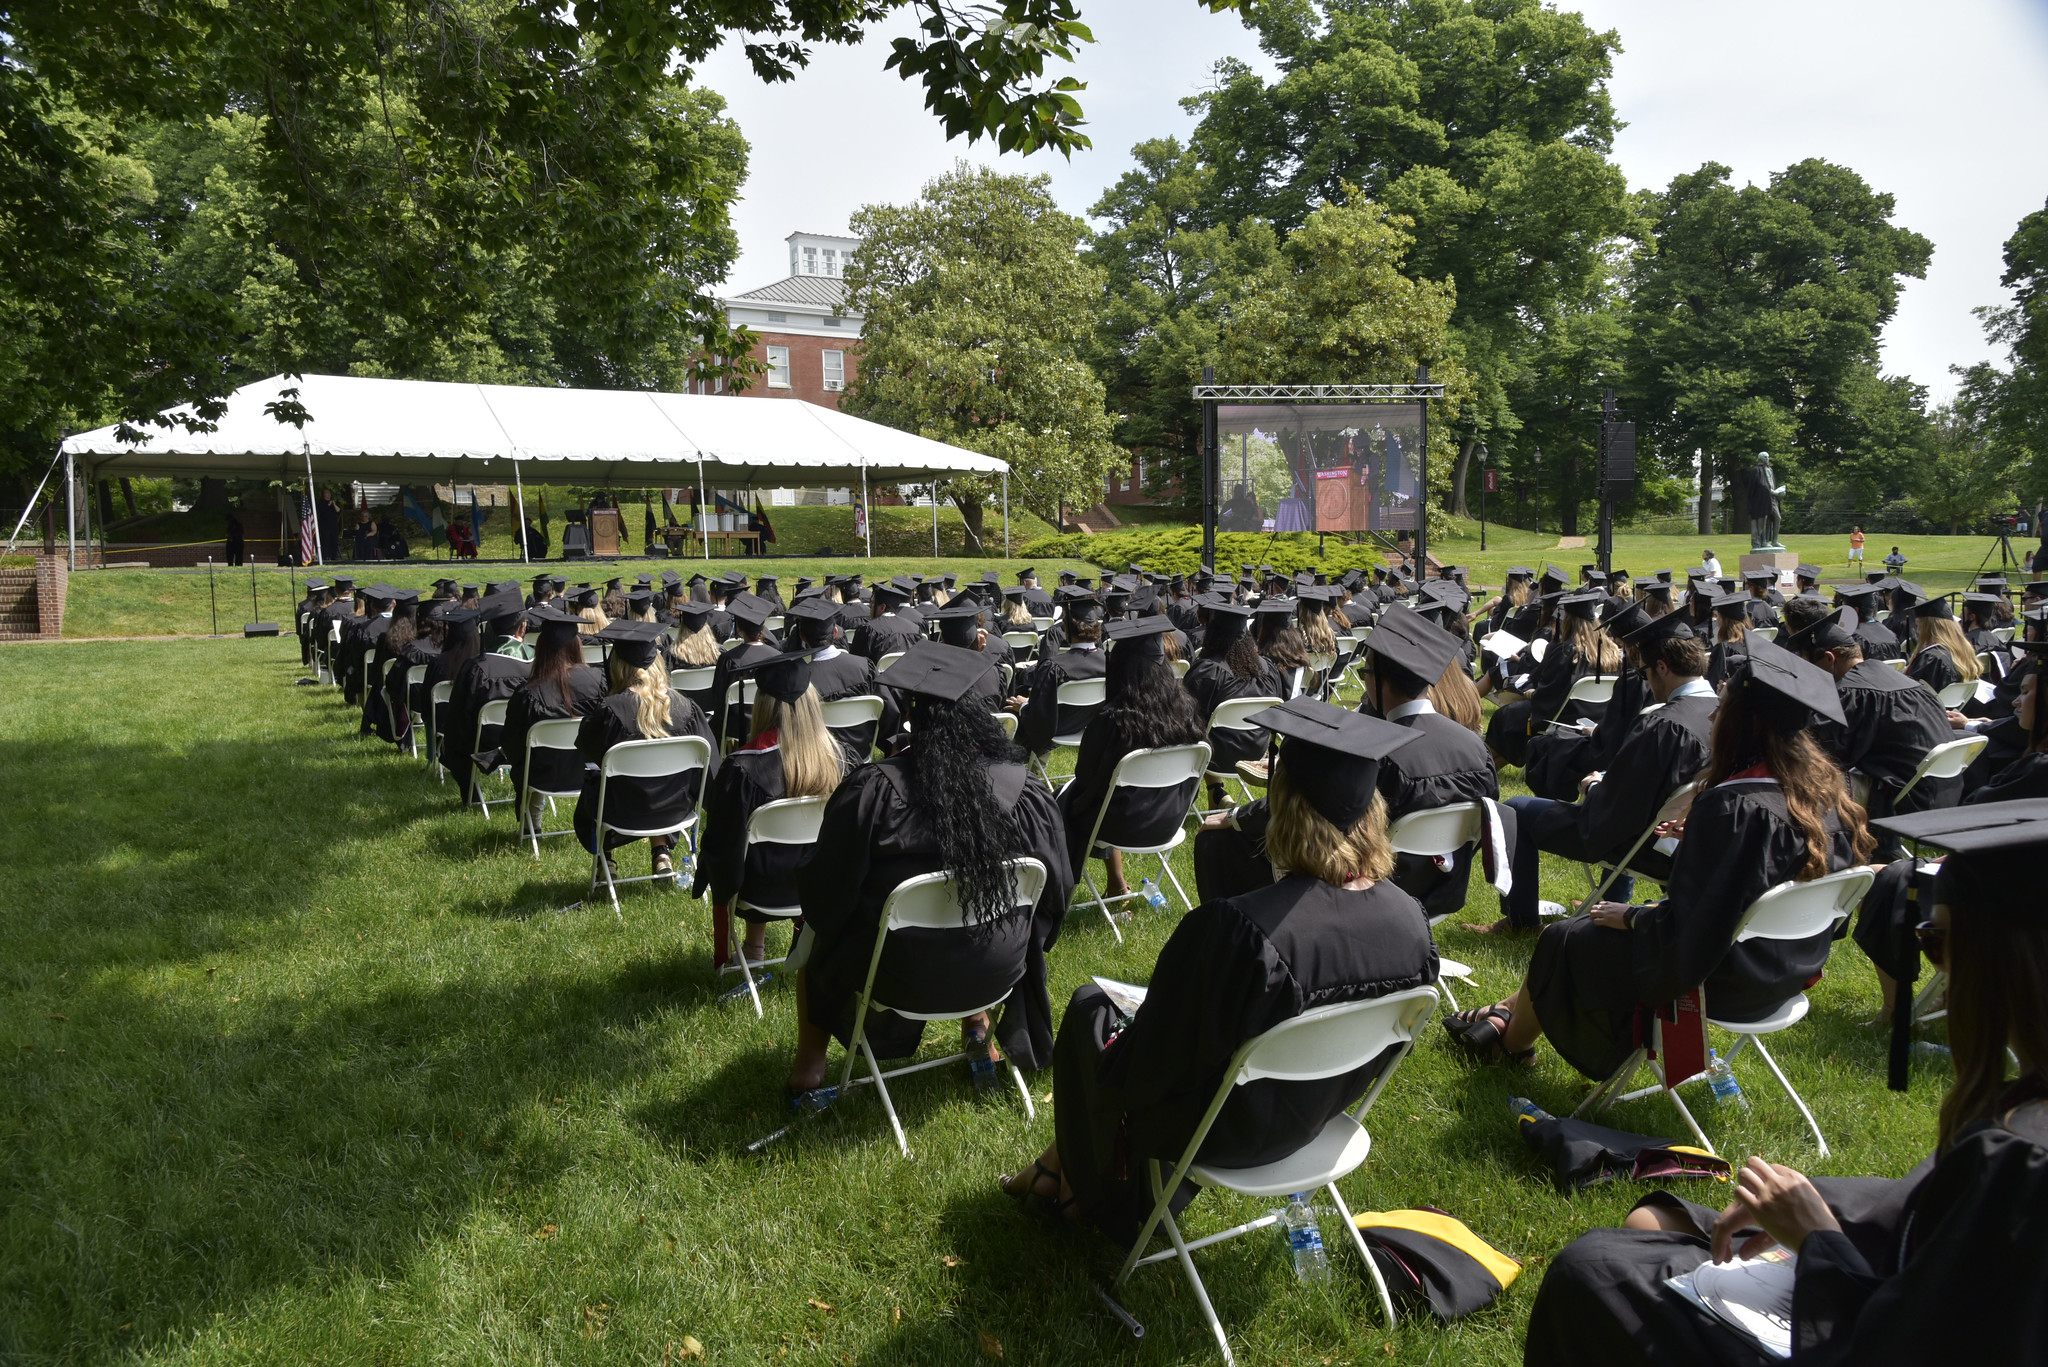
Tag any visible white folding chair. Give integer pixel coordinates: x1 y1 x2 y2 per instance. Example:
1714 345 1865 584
670 665 716 704
1572 779 1702 917
1198 696 1284 811
1576 867 1875 1156
1934 678 1975 709
518 717 585 856
1549 674 1614 725
1171 658 1191 680
1030 615 1056 634
1893 735 1989 810
468 698 514 817
1071 743 1210 940
1992 626 2016 644
719 636 744 653
819 694 887 759
399 663 430 758
720 678 758 754
1114 987 1440 1361
1383 802 1484 1009
994 710 1018 741
582 641 606 667
1028 676 1108 787
324 619 342 685
1883 657 1910 673
583 735 715 917
723 795 829 1017
875 650 907 675
427 680 455 782
1002 631 1039 652
836 858 1050 1157
1750 626 1778 643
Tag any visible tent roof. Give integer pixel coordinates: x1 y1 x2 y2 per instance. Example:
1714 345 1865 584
60 373 1004 486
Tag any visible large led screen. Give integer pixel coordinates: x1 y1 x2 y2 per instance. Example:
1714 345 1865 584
1214 402 1423 534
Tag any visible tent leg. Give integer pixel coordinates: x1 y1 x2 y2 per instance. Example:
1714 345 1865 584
933 482 939 557
860 465 871 559
1003 472 1010 559
513 460 528 565
66 451 75 571
698 459 708 561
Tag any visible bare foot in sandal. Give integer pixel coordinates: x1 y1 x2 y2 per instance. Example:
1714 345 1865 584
1443 1003 1537 1065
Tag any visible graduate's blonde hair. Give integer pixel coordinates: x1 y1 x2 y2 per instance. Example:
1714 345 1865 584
1561 611 1624 675
674 624 720 667
1265 763 1394 887
609 653 674 739
1913 614 1984 682
747 685 845 801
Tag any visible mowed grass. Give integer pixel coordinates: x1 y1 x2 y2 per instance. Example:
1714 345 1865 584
0 639 1949 1366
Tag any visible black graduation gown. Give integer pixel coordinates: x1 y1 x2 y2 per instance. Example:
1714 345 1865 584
1525 667 1652 800
1524 1094 2048 1367
794 757 1073 1068
1015 646 1108 755
1704 638 1748 690
340 612 387 705
1812 659 1956 819
804 648 893 756
295 594 320 664
1851 618 1902 660
362 627 412 741
1743 598 1780 630
1185 656 1285 770
571 691 720 852
500 667 607 799
383 638 440 747
1021 586 1054 615
1054 710 1204 880
1053 876 1438 1241
690 744 818 919
444 651 531 801
1904 642 1963 694
1965 748 2048 804
1563 693 1719 875
708 639 780 748
852 610 921 663
1488 641 1602 768
1526 778 1855 1081
1376 708 1501 914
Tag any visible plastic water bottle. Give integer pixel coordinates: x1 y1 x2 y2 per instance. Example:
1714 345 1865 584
1280 1193 1329 1282
1139 878 1168 910
1706 1050 1750 1112
1509 1096 1553 1127
967 1040 1001 1094
1911 1041 1952 1059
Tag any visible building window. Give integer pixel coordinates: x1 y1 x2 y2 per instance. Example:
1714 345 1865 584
822 349 845 392
803 246 818 275
822 315 841 327
766 346 791 388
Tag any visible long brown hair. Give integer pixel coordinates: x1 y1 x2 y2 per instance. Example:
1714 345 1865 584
1699 681 1875 879
528 629 586 718
1561 612 1623 675
1265 765 1394 886
1429 658 1484 733
1938 888 2048 1151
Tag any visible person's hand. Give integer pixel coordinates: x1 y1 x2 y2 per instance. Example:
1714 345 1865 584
1201 811 1233 832
1579 770 1605 796
1004 696 1026 712
1946 709 1969 730
1711 1157 1841 1262
1587 902 1631 929
1653 818 1686 841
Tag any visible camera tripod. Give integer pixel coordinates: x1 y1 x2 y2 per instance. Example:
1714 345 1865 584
1977 528 2025 581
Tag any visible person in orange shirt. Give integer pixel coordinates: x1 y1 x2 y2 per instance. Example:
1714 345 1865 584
1849 525 1866 567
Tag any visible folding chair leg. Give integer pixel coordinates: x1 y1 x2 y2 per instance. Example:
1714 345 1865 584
1161 1208 1234 1367
1115 1161 1175 1290
1438 977 1460 1013
1573 1048 1644 1118
1008 1061 1035 1121
862 1037 910 1159
1325 1183 1395 1329
1084 871 1124 943
1158 854 1193 912
1749 1034 1828 1157
1655 1062 1715 1155
597 845 622 919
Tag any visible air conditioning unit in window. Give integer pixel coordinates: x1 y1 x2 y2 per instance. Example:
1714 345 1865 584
823 380 843 391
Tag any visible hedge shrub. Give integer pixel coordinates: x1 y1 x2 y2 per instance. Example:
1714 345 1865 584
1017 525 1385 577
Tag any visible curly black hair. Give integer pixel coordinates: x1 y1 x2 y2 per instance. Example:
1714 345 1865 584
1105 648 1207 750
905 694 1030 933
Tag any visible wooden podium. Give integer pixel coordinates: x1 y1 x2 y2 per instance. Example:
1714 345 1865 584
589 508 621 557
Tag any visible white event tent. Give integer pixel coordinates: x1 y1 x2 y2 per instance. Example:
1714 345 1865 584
55 373 1012 563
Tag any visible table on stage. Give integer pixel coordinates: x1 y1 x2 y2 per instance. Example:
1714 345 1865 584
663 527 763 557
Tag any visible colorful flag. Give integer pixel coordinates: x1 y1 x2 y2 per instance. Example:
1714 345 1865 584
299 492 319 565
754 495 776 545
399 488 433 534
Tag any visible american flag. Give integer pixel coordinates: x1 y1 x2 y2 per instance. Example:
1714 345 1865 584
299 492 318 565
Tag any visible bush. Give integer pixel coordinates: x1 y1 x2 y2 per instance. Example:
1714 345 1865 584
1017 525 1385 577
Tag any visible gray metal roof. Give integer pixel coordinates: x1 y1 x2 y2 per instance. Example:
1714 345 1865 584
727 274 851 310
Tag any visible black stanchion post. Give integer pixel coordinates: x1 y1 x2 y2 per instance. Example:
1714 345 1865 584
251 558 259 622
208 556 219 637
1200 365 1218 572
1479 443 1490 552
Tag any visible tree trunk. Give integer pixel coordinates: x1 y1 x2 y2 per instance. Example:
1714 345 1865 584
1727 456 1748 543
1450 436 1476 519
96 478 115 526
196 476 230 512
119 477 138 519
952 492 985 556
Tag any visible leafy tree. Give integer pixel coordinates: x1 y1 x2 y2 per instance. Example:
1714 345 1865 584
1623 159 1933 533
841 163 1123 552
1183 0 1641 514
1958 198 2048 505
1914 403 2020 535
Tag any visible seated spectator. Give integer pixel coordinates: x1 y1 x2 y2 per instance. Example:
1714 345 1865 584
572 620 720 881
499 604 605 826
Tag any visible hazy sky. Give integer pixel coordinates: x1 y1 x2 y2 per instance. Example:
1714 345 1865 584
698 0 2048 401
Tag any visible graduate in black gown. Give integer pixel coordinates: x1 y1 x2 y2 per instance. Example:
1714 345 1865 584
1903 596 1982 696
1445 638 1874 1078
1702 593 1751 690
1486 590 1618 769
692 648 846 969
851 579 923 662
1054 616 1207 897
999 698 1439 1239
498 604 606 820
1801 618 1957 826
1006 591 1108 758
1740 569 1782 629
384 596 444 750
784 595 890 757
707 592 782 750
422 601 483 765
1182 600 1285 807
295 579 326 667
571 620 720 879
1524 800 2048 1367
1524 597 1653 801
785 642 1074 1101
364 590 421 742
1833 583 1901 661
443 592 533 803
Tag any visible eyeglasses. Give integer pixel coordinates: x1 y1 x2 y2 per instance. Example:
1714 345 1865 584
1914 919 1947 967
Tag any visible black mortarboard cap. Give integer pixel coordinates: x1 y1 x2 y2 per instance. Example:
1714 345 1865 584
884 641 998 703
729 644 815 705
569 586 599 609
388 589 421 605
1016 567 1037 581
1743 569 1774 585
672 601 715 629
789 596 842 641
1871 799 2048 923
1560 591 1605 621
1734 635 1847 729
1505 566 1534 580
1256 598 1296 618
1962 592 2004 609
1711 592 1750 618
1362 604 1457 682
1620 609 1694 649
1103 614 1174 659
332 575 356 589
1783 605 1857 654
872 580 913 606
532 571 552 586
727 592 775 629
1796 564 1821 580
626 589 655 611
1604 597 1650 640
1912 596 1954 620
1250 697 1419 829
594 619 666 667
481 590 526 629
928 600 988 647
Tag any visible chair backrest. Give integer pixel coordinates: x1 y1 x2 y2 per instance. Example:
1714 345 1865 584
670 665 716 693
1209 695 1284 731
720 636 744 653
1993 626 2016 644
876 650 907 675
601 733 714 781
746 794 827 847
1935 679 1975 709
1054 676 1107 709
405 663 428 692
881 857 1050 932
1108 742 1212 792
582 642 606 667
1386 802 1482 858
1751 626 1778 643
1171 658 1191 680
1003 631 1039 651
765 616 784 636
1307 651 1336 676
1030 616 1056 634
1234 987 1440 1086
819 694 886 729
476 698 510 731
526 717 582 752
1731 866 1875 943
994 710 1019 740
1915 734 1989 783
724 678 758 711
431 681 454 706
1884 657 1910 673
1566 676 1616 706
1977 651 2001 677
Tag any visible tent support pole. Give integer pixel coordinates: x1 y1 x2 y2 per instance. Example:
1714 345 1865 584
5 450 61 554
513 460 528 565
1003 472 1010 558
933 482 939 557
65 451 75 570
305 453 323 566
860 465 871 559
697 460 708 561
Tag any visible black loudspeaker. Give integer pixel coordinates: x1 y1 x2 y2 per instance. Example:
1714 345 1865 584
244 623 280 637
1600 421 1636 496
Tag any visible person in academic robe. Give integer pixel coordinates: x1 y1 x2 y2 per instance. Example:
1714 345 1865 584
1904 597 1982 696
1522 800 2048 1367
1015 567 1054 616
1443 637 1874 1077
421 599 482 762
707 593 783 750
341 584 396 714
784 642 1074 1103
1007 591 1108 759
363 590 422 742
851 580 923 663
443 593 534 802
384 596 444 750
1797 619 1958 827
1959 593 2006 654
1054 616 1207 896
1180 600 1285 808
1831 584 1902 661
998 699 1439 1238
1486 591 1618 769
1486 568 1534 636
1702 593 1751 690
572 620 721 879
1740 569 1781 628
1959 650 2048 804
783 596 891 759
1484 611 1721 935
693 648 847 969
295 580 326 667
497 605 606 822
1525 598 1653 801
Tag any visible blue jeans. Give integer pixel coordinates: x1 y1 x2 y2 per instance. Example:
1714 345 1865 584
1503 795 1633 928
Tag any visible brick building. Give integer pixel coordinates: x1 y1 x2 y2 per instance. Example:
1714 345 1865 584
699 231 864 408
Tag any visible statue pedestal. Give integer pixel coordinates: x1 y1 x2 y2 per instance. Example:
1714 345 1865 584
1741 549 1800 592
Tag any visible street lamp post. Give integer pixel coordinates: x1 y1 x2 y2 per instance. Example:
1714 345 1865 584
1479 443 1490 552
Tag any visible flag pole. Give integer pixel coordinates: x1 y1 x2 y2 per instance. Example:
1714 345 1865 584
305 452 323 566
697 459 708 562
513 459 528 565
1003 471 1010 559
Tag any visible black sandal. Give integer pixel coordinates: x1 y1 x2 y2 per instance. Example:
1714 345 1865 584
1443 1005 1536 1066
1000 1161 1079 1222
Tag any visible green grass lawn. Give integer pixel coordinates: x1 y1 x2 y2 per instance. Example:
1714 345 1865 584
57 556 1100 639
0 640 1948 1366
